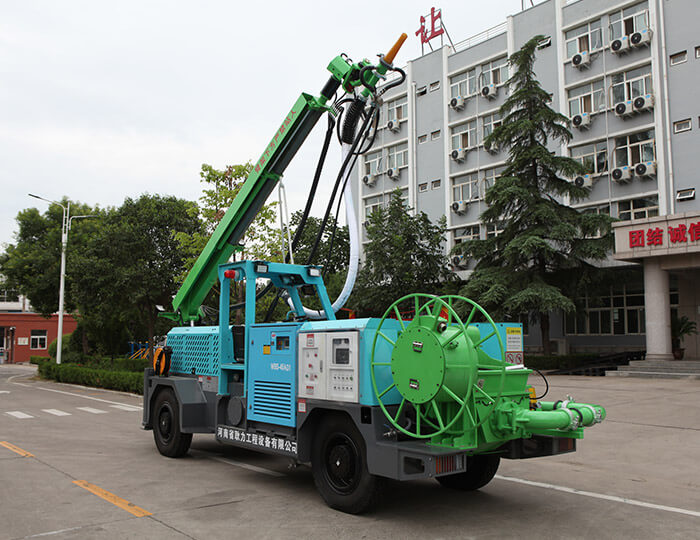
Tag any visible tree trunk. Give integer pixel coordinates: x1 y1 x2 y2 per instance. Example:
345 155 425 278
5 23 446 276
540 312 551 355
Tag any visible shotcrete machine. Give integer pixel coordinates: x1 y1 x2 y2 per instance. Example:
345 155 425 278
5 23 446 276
142 34 606 514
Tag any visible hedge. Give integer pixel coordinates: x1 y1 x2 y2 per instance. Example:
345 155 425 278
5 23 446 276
32 354 149 373
38 361 143 395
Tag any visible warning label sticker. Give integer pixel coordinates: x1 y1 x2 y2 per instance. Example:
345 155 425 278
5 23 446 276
506 327 522 352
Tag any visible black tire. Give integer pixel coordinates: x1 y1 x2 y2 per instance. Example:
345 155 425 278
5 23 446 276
153 388 192 458
436 454 500 491
311 414 382 514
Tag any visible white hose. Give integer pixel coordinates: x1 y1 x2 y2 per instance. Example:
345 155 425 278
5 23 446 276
289 142 360 318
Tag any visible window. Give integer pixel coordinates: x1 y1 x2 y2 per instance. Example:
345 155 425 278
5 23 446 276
418 182 428 192
486 223 504 238
418 134 427 144
580 203 611 238
482 112 502 140
610 65 652 104
614 129 655 168
571 141 608 174
565 281 651 336
449 68 477 98
568 80 605 116
676 188 695 202
387 96 408 123
483 166 504 190
0 289 19 302
431 130 441 141
416 86 427 97
364 194 384 218
565 20 603 58
537 36 552 50
387 143 408 169
673 119 692 133
451 120 477 150
609 3 649 40
30 330 47 350
670 51 687 65
480 57 508 87
696 46 700 59
617 196 658 221
429 81 440 92
364 150 381 176
431 179 441 190
454 225 481 244
452 173 480 202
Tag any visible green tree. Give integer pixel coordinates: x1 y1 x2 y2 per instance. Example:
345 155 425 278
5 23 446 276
351 191 454 317
70 195 202 358
0 200 101 316
454 35 612 354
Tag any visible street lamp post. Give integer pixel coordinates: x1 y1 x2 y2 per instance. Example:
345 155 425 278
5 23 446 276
29 194 96 365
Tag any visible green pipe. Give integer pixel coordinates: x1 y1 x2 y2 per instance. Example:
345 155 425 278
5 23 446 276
517 408 580 431
539 401 606 426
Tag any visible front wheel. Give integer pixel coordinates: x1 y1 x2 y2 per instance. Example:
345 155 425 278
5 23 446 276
153 388 192 458
436 454 500 491
311 414 382 514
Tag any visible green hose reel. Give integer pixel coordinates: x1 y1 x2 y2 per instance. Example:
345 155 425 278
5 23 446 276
370 294 508 443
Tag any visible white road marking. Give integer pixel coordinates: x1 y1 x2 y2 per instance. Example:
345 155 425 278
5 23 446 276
110 404 142 412
76 407 107 414
9 375 143 409
6 411 34 419
0 390 10 394
42 409 71 417
210 455 285 477
24 526 83 538
496 474 700 519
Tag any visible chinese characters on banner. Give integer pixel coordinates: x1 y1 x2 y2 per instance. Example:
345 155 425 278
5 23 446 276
629 222 700 248
416 7 444 45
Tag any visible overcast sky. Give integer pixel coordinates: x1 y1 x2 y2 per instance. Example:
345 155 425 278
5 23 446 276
1 0 527 249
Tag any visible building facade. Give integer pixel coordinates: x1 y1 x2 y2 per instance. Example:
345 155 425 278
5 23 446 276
353 0 700 355
0 288 77 364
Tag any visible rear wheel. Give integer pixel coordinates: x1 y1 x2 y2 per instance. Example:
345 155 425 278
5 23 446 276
311 414 382 514
436 454 500 491
153 388 192 458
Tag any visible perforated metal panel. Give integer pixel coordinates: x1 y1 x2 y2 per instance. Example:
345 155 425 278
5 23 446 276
167 326 220 377
252 380 293 423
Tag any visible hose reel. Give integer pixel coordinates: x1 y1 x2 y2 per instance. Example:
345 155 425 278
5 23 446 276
370 294 507 441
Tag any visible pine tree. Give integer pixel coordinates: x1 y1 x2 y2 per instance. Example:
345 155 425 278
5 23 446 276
455 35 612 354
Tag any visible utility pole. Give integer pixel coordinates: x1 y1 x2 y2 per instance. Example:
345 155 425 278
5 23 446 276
29 194 97 364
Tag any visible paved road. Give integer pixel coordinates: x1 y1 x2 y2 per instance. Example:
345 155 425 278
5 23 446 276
1 364 699 539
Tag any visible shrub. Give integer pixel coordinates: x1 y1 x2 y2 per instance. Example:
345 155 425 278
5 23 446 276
30 356 50 365
47 334 72 360
38 361 143 394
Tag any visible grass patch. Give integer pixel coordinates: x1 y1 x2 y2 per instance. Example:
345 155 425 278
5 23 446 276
38 361 143 395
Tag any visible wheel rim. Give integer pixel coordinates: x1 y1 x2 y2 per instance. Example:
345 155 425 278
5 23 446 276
322 433 360 495
157 404 174 444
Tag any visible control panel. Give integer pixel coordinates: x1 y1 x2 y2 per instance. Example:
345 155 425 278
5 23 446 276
298 331 359 403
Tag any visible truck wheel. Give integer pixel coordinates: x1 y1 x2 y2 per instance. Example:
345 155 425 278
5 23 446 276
153 388 192 458
436 455 500 491
311 414 382 514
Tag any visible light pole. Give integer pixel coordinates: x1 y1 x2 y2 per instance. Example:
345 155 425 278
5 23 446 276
28 194 96 364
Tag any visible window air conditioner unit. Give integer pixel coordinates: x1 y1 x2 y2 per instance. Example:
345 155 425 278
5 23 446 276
450 148 467 163
573 174 593 188
387 167 400 180
611 36 630 54
572 52 591 68
615 101 635 117
635 161 657 177
386 120 400 133
484 140 500 154
633 94 655 112
362 174 376 187
449 96 465 111
452 254 468 268
572 113 592 129
611 166 633 183
630 29 652 47
451 201 468 215
481 84 497 99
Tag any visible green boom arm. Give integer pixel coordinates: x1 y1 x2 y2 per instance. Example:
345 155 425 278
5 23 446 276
165 34 408 323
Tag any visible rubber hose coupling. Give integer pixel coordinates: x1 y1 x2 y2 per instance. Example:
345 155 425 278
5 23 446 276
341 99 365 145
